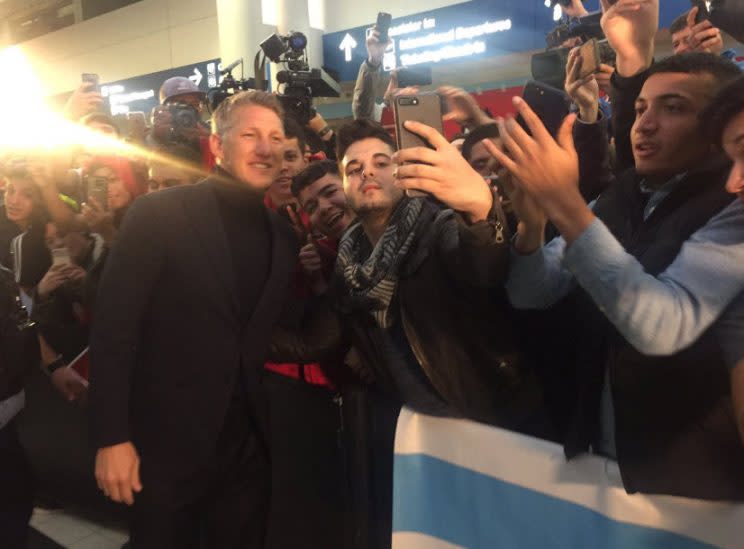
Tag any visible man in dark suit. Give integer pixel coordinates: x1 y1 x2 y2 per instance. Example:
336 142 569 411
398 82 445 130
89 91 298 548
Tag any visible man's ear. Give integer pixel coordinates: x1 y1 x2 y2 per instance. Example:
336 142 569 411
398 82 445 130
209 133 224 163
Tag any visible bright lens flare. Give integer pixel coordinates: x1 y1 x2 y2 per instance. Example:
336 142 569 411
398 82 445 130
0 46 136 158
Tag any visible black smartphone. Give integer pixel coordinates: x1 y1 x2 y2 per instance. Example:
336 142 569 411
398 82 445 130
397 66 432 88
377 12 392 42
86 176 108 210
691 0 709 23
708 0 744 43
393 93 444 197
81 72 100 92
517 81 571 138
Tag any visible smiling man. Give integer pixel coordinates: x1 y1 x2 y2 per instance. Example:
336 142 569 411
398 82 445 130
89 91 299 548
489 0 744 501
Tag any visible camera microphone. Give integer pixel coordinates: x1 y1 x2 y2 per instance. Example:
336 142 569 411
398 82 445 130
220 59 242 76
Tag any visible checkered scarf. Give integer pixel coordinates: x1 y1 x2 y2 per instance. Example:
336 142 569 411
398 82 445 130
336 197 425 328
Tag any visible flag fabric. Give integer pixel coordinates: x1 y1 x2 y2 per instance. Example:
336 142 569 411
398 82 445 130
393 408 744 549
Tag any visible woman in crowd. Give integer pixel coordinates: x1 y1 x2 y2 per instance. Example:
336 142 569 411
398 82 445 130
79 156 148 246
0 167 52 292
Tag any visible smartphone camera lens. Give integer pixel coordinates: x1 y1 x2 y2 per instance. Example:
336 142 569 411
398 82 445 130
412 98 419 105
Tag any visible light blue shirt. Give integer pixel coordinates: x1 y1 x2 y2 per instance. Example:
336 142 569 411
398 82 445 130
506 197 744 456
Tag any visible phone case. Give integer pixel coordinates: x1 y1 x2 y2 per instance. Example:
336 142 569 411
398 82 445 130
393 93 444 150
519 81 571 138
577 39 600 79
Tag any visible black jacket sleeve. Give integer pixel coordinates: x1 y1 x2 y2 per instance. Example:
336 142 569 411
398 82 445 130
573 114 615 202
269 292 348 364
88 197 165 449
32 290 88 361
436 194 510 288
611 68 651 174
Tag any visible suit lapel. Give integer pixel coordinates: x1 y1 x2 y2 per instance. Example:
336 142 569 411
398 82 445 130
181 181 240 319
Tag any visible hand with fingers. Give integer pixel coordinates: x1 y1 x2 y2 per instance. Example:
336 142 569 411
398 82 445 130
383 71 420 108
594 63 616 96
51 367 88 403
82 197 113 232
299 235 323 275
95 442 142 505
298 234 330 294
439 86 493 129
393 121 493 224
285 204 310 243
484 97 594 243
38 264 71 299
561 0 591 18
496 168 548 254
565 48 600 124
64 82 104 121
366 29 392 68
600 0 658 77
685 7 724 55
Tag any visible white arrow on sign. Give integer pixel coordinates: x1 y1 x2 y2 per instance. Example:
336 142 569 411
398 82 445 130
189 67 203 87
339 33 358 62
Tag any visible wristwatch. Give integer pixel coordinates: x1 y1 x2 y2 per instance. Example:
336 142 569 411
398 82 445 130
318 125 333 138
44 355 66 375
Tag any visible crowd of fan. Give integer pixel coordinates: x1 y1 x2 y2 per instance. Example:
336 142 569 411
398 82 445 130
1 0 744 547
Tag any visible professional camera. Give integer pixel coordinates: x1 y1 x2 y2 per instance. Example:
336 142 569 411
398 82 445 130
259 31 341 125
532 11 614 88
168 104 199 133
206 59 256 112
545 11 604 49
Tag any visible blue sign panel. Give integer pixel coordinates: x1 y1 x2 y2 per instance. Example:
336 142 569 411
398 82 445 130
101 59 221 116
323 0 558 82
323 0 694 82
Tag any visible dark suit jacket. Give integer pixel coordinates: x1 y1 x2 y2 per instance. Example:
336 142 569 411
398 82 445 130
89 177 297 482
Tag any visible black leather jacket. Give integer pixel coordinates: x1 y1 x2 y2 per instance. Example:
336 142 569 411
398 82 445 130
272 198 543 429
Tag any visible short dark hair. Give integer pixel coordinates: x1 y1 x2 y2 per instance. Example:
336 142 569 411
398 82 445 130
701 75 744 147
283 117 307 154
335 119 396 161
670 13 689 35
291 159 339 197
461 124 499 162
648 52 742 93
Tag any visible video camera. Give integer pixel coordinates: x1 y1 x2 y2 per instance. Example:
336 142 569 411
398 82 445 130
168 104 200 134
206 59 256 112
259 31 341 125
531 12 616 89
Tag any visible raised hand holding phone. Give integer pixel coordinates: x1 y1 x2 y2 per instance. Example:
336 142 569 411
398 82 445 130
393 118 493 224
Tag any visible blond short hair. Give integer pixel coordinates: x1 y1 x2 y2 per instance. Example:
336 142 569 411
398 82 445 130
210 90 284 137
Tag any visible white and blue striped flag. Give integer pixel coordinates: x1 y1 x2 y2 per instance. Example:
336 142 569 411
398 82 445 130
393 408 744 549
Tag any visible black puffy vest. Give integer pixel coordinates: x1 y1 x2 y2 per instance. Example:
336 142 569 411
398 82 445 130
563 159 744 500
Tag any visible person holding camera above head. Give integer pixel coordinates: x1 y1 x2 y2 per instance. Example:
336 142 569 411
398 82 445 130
89 90 298 549
487 0 744 500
